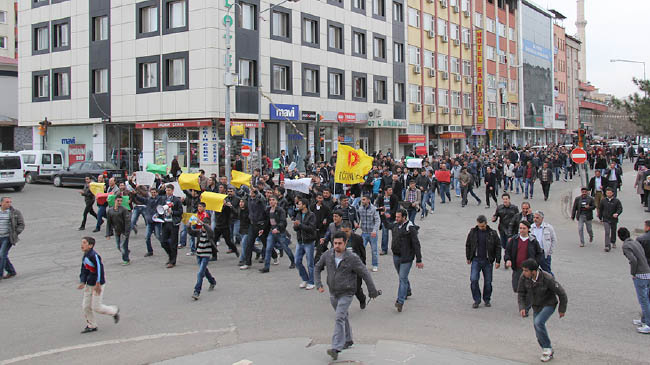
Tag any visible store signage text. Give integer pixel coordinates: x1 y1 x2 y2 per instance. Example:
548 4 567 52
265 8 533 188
301 111 317 121
321 111 368 124
219 120 265 128
69 144 86 162
269 104 299 120
136 120 212 129
61 138 76 145
366 120 407 128
476 29 484 125
398 135 426 144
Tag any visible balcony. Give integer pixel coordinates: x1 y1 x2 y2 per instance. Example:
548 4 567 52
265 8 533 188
579 98 608 112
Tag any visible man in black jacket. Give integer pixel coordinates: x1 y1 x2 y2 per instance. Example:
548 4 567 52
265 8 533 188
105 195 131 265
376 187 399 256
79 176 97 231
492 193 519 249
241 188 274 269
340 221 368 309
504 220 543 301
259 195 294 273
293 197 317 289
588 169 605 217
604 161 623 197
484 166 498 208
509 201 534 236
391 209 424 313
160 184 183 268
571 187 595 247
465 215 501 308
598 187 623 252
636 220 650 265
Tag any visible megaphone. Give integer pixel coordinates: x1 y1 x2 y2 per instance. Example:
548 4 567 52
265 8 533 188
156 205 167 215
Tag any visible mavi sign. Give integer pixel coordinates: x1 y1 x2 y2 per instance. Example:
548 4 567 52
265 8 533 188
269 104 299 120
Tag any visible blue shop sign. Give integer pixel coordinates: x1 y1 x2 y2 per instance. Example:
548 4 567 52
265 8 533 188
269 104 299 120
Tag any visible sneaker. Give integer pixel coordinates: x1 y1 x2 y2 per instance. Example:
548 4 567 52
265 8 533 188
192 292 200 300
272 258 279 265
259 268 270 273
113 308 120 324
633 319 645 326
3 273 16 279
604 247 611 252
92 228 101 233
239 265 249 270
166 263 175 268
177 244 184 249
472 302 479 309
299 281 307 288
327 349 339 360
209 283 216 291
484 301 491 307
186 251 195 256
612 243 617 249
638 325 650 334
372 266 378 272
395 301 403 312
305 284 315 290
78 226 85 231
121 261 130 266
540 348 553 362
81 326 98 334
144 252 153 257
406 289 412 298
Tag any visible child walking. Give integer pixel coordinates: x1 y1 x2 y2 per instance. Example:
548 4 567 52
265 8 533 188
187 207 217 300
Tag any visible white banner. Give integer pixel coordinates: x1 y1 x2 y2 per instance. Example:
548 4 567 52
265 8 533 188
406 158 423 168
135 171 155 186
284 178 312 194
170 182 185 198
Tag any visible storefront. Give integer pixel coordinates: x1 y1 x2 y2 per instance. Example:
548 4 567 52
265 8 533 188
398 134 426 157
106 124 142 171
42 125 95 167
321 111 368 155
367 119 405 156
268 104 310 170
438 132 466 157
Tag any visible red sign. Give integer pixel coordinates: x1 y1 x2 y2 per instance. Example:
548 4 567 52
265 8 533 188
398 135 426 144
241 145 251 157
219 120 265 128
571 148 587 164
415 146 427 156
68 144 86 163
337 112 357 123
439 132 466 139
135 120 212 129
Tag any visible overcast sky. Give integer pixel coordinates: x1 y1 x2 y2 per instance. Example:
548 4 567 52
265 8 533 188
542 0 648 98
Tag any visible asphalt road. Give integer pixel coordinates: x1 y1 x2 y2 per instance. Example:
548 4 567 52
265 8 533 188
1 162 649 365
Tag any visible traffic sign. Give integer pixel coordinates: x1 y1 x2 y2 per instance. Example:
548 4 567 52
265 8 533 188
571 148 587 164
242 138 253 147
241 145 251 157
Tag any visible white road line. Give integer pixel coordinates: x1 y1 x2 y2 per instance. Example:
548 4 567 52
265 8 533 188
1 327 236 365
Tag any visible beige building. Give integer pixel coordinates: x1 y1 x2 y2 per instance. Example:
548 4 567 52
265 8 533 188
0 0 16 59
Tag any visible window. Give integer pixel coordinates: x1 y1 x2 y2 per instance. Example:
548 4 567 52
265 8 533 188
486 17 495 33
437 19 447 37
241 3 257 30
302 17 318 46
0 37 6 49
92 16 109 41
163 51 189 90
450 57 460 74
0 11 6 24
462 27 470 44
272 64 289 92
53 154 63 165
167 0 187 29
139 5 159 34
450 23 459 41
423 50 433 68
500 103 507 117
510 103 518 118
42 154 51 164
52 68 70 99
423 13 432 31
328 23 343 53
373 36 386 61
437 54 448 72
137 56 160 93
509 53 516 65
488 101 497 117
462 60 471 76
393 42 404 63
352 73 367 100
352 0 365 11
394 82 404 102
393 2 403 22
408 7 419 28
438 89 448 107
463 93 471 109
409 84 421 104
33 24 49 52
424 86 434 105
451 91 460 108
328 69 344 98
372 0 385 17
487 74 496 89
508 27 515 40
271 10 290 39
408 46 420 65
499 76 507 89
486 45 495 61
239 59 256 86
374 77 387 103
93 69 108 94
353 30 366 56
497 22 505 37
52 20 70 50
461 0 469 11
34 73 49 99
303 65 319 95
474 12 482 28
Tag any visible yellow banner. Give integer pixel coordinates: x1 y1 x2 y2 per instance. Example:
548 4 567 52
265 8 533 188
201 192 227 212
178 173 201 191
89 182 105 196
182 213 197 225
231 170 251 188
334 143 374 184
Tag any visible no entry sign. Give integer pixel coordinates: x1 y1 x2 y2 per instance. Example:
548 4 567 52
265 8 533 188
571 148 587 164
241 145 251 157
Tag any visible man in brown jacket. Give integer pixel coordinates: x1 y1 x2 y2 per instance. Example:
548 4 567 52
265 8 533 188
0 197 25 279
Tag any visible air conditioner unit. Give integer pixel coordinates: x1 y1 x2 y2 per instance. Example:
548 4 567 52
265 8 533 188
454 108 462 115
428 30 435 38
454 73 462 82
426 0 433 3
442 107 450 114
428 68 436 77
440 0 447 8
465 109 473 116
453 39 460 46
452 5 459 13
464 42 471 49
413 65 421 74
463 10 470 17
440 34 448 43
441 71 449 80
413 104 422 112
368 109 382 118
464 76 472 84
428 105 436 114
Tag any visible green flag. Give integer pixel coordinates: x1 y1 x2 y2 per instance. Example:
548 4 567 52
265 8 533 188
272 158 281 170
107 195 130 210
146 163 167 175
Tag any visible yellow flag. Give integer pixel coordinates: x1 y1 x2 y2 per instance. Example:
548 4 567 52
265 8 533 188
231 170 251 188
201 192 227 212
178 173 201 191
334 143 374 184
89 182 105 196
182 213 197 225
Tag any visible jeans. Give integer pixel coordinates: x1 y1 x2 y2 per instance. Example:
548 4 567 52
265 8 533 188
243 224 268 266
553 167 561 181
407 208 417 223
421 191 434 215
295 241 315 285
265 232 295 269
114 233 130 262
439 182 451 202
362 233 379 267
194 256 216 294
454 178 461 196
578 215 593 245
540 255 553 277
130 205 146 228
329 294 354 352
392 255 413 304
95 205 106 231
0 236 15 276
179 222 196 250
231 220 241 245
533 306 556 349
633 277 650 326
514 177 524 193
524 178 534 198
145 222 162 254
470 258 493 304
381 221 392 254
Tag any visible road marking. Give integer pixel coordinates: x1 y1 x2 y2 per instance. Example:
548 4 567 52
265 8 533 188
1 327 236 365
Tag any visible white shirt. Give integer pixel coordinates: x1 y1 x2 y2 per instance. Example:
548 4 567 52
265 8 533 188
531 224 544 248
335 254 343 267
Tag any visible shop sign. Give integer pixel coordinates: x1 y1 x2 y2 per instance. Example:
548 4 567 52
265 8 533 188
476 29 484 125
301 111 317 121
69 144 86 163
61 137 77 145
472 125 486 135
200 126 218 164
398 135 426 144
338 136 354 143
439 132 466 139
321 111 368 124
366 120 407 128
505 120 520 130
269 104 299 120
218 120 265 128
136 120 212 129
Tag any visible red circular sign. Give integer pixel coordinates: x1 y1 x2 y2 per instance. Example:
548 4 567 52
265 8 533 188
571 148 587 164
241 145 251 157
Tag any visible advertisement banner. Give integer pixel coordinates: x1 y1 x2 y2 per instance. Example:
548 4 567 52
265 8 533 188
68 144 86 163
269 104 299 120
476 30 484 125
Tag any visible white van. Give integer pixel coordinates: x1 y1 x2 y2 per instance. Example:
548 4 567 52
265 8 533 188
19 150 64 183
0 152 25 192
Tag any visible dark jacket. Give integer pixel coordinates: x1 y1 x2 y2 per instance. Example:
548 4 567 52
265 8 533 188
80 249 106 286
82 184 95 204
571 195 596 221
248 195 268 225
588 176 605 196
484 172 497 188
347 232 366 265
294 209 317 243
504 234 543 269
509 212 534 235
106 206 131 236
266 206 288 233
493 204 519 236
636 231 650 265
623 237 650 276
605 166 623 186
598 197 623 223
238 207 251 234
144 195 164 224
310 203 331 235
390 220 423 264
213 204 231 228
162 195 183 225
538 167 553 183
315 248 378 297
517 270 568 314
375 193 399 223
465 225 501 264
3 207 25 245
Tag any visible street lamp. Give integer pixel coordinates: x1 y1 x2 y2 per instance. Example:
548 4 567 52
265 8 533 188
610 59 647 96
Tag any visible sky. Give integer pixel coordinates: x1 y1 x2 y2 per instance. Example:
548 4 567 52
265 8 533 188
542 0 649 98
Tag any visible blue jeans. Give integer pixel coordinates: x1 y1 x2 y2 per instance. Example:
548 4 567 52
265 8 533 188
514 177 524 193
231 220 241 245
407 208 417 223
295 242 315 285
115 233 130 262
439 183 451 202
381 221 392 253
194 256 216 294
0 236 15 276
362 233 379 267
525 178 534 198
540 255 553 277
633 277 650 326
454 178 461 196
95 205 106 231
553 167 561 181
421 191 434 216
179 222 196 250
265 232 295 269
145 222 161 254
130 205 146 228
470 258 493 304
533 306 556 349
392 255 413 304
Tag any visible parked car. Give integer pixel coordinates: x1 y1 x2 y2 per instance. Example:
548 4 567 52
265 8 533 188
19 150 65 183
0 152 26 192
52 161 127 187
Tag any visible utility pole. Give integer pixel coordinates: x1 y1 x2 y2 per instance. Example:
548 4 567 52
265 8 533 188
224 9 235 181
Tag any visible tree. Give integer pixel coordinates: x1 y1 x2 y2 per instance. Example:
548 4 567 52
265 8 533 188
613 78 650 134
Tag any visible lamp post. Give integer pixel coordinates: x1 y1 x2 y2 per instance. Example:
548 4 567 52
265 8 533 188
610 59 647 97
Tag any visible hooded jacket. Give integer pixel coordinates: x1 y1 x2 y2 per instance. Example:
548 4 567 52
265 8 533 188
390 220 423 264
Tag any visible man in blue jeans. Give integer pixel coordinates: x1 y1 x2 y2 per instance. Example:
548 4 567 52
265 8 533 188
465 215 501 308
517 259 567 363
620 227 650 334
293 197 317 289
259 195 295 273
390 209 424 312
0 197 24 280
143 187 163 256
358 195 381 272
524 161 537 199
375 187 398 255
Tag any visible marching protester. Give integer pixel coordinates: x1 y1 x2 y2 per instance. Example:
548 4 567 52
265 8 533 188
530 211 557 277
619 227 650 334
358 195 381 272
492 193 519 249
315 231 380 360
588 169 605 217
598 187 623 252
105 195 132 266
187 212 217 300
504 221 543 315
143 187 163 257
160 184 183 268
340 221 367 308
293 197 317 289
571 187 595 247
78 176 97 231
391 209 424 312
376 187 398 255
260 195 295 273
538 162 554 201
465 215 501 308
484 166 498 208
0 197 24 280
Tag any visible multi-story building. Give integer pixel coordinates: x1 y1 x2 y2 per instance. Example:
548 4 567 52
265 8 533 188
18 0 405 172
0 0 16 59
551 11 567 139
578 81 607 135
565 33 580 134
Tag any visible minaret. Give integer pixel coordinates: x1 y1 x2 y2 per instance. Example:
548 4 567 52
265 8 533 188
576 0 587 81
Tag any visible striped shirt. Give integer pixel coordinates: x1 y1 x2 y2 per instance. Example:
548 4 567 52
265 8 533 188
196 230 213 258
0 209 10 237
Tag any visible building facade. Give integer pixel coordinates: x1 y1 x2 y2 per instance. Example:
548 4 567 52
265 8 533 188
0 0 16 59
564 33 580 133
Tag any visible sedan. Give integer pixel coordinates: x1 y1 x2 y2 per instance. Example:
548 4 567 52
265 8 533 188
53 161 127 187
